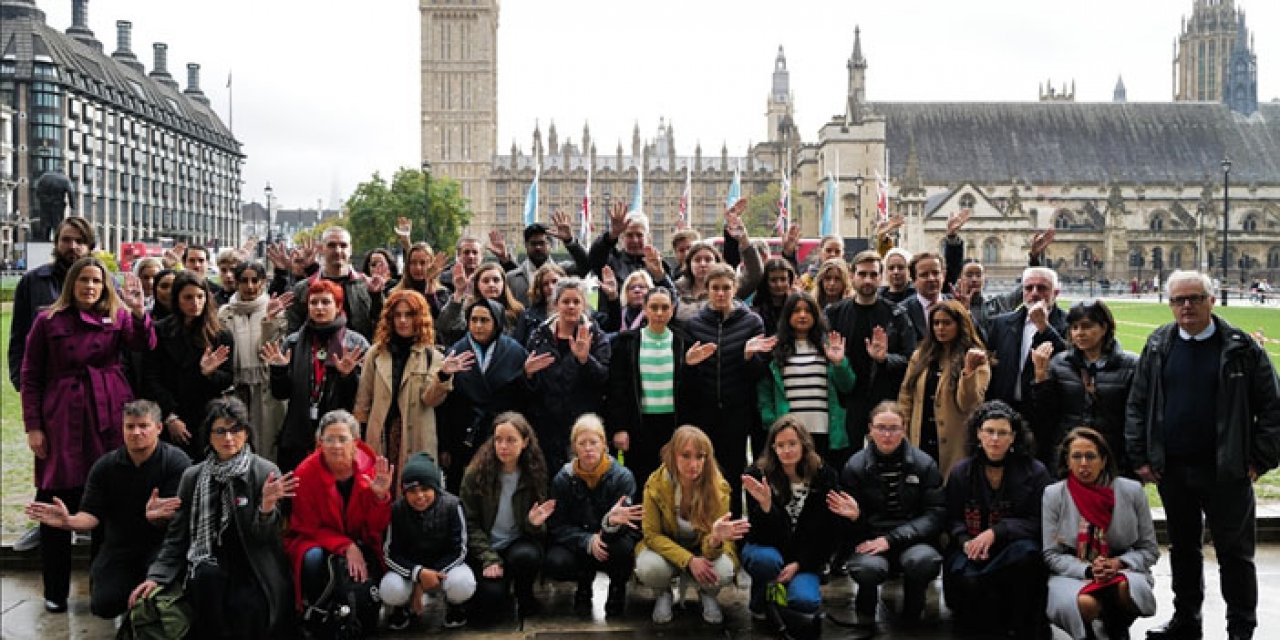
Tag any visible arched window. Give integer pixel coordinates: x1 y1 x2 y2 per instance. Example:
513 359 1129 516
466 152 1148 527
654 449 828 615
959 193 976 209
1243 215 1258 232
982 237 1000 265
1054 210 1071 229
1149 214 1164 231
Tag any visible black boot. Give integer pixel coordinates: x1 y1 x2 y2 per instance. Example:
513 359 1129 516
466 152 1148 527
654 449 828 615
604 580 626 617
1146 614 1202 640
1101 608 1136 640
573 576 594 616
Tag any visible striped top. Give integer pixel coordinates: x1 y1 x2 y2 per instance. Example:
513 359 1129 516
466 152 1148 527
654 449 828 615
640 327 675 414
783 341 829 434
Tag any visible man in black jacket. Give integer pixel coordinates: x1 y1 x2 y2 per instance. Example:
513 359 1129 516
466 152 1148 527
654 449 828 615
983 267 1068 424
838 401 944 631
1127 271 1280 640
826 251 917 463
491 213 590 307
285 227 385 340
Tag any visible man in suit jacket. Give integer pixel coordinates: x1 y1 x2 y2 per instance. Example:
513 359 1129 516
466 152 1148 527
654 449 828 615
983 267 1068 462
899 250 947 343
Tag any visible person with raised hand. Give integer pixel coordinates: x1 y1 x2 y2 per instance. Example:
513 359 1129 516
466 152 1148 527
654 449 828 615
523 277 611 473
20 256 155 613
740 416 841 623
587 202 670 285
515 263 567 345
285 409 394 635
635 425 746 625
130 397 295 640
504 212 591 307
390 240 450 319
144 271 234 461
758 291 857 469
218 261 291 463
459 412 554 620
264 278 370 472
546 414 642 617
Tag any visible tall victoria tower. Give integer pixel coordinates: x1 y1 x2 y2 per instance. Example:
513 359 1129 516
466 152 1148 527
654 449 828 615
419 0 497 225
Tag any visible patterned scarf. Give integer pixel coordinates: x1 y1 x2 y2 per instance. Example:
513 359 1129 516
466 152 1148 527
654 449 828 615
187 446 254 569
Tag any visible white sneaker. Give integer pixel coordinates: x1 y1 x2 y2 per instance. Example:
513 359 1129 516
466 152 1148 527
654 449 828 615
13 526 40 552
700 592 723 624
652 590 674 624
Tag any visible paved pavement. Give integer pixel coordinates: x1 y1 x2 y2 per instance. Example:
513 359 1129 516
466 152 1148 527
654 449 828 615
2 544 1276 639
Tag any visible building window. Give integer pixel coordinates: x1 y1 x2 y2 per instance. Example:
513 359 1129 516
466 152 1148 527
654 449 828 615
1172 247 1184 269
1268 247 1280 269
959 193 976 209
1149 214 1163 231
1054 210 1071 229
982 238 1000 265
1243 215 1258 232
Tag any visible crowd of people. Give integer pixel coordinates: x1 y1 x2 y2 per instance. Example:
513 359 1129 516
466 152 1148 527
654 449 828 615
10 205 1280 640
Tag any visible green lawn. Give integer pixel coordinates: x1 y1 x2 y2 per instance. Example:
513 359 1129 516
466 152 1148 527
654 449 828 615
1 300 1278 537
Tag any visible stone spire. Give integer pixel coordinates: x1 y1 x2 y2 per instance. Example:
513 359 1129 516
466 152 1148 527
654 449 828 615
846 27 867 126
1113 75 1127 102
1224 11 1258 115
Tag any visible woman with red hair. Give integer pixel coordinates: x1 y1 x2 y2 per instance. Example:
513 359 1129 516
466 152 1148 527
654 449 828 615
354 289 473 487
263 279 370 472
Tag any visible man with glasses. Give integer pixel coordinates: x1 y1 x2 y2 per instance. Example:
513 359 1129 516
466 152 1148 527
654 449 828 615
1127 270 1280 640
983 267 1068 457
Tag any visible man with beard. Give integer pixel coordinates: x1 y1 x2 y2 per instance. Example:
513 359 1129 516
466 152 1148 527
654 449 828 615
286 226 385 340
24 400 191 618
493 210 589 307
826 250 917 458
9 217 95 390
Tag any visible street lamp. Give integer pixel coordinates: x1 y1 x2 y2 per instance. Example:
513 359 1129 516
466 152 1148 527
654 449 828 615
264 182 275 249
853 175 865 238
1197 204 1206 271
421 160 432 244
1221 156 1231 306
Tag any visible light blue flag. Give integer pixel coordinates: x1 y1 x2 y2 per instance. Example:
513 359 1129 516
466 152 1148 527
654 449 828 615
630 166 644 213
820 172 836 236
523 165 540 225
726 165 741 208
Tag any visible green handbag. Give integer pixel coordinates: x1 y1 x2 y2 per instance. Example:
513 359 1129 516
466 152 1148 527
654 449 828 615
117 581 194 640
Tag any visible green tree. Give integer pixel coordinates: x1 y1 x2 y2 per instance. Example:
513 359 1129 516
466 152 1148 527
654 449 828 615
345 168 472 255
743 183 801 238
294 215 348 245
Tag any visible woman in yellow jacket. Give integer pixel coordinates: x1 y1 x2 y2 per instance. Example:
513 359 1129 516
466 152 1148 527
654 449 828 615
898 300 991 479
635 425 749 625
354 289 472 485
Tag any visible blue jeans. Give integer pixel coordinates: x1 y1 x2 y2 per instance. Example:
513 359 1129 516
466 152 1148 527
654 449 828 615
740 543 822 613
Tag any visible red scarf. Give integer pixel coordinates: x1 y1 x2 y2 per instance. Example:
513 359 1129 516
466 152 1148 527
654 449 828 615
1067 474 1125 594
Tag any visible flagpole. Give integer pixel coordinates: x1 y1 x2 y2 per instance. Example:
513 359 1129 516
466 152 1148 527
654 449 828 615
226 70 233 134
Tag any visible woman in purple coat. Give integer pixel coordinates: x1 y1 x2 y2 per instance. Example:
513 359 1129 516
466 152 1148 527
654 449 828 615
20 256 154 612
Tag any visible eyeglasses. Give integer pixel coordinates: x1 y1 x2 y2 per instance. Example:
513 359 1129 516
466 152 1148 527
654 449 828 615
321 435 353 445
979 428 1014 440
1169 294 1208 307
1069 452 1100 462
211 425 247 437
871 424 904 434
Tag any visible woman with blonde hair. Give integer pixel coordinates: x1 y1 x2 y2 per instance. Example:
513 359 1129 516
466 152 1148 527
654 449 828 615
515 262 566 346
811 258 851 310
546 414 643 616
354 289 473 485
635 425 748 625
899 299 991 478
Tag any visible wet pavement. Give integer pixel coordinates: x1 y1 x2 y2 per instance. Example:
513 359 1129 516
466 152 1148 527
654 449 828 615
2 544 1277 639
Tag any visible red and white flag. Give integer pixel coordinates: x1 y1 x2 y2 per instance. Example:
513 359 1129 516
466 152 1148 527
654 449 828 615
876 170 890 222
579 165 593 244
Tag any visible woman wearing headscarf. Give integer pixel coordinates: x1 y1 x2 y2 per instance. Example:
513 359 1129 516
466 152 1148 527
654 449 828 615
217 261 291 462
438 262 525 346
21 256 153 612
1043 427 1159 639
129 397 295 639
439 298 530 491
262 278 370 472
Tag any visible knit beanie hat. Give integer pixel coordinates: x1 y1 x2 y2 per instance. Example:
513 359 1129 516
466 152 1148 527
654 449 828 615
401 452 442 492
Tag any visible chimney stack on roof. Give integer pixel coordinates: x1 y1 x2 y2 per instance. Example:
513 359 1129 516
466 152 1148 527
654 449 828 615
149 42 179 89
111 20 144 72
184 63 210 105
66 0 102 51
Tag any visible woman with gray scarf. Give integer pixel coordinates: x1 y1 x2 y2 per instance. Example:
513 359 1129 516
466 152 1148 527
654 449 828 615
217 261 292 462
130 397 297 639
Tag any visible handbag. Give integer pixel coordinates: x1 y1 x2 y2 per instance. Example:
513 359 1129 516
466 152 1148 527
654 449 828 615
117 581 194 640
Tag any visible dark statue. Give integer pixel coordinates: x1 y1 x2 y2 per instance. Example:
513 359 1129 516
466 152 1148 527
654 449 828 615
33 172 74 240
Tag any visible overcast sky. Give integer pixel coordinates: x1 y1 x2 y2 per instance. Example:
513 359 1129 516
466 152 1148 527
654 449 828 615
40 0 1279 210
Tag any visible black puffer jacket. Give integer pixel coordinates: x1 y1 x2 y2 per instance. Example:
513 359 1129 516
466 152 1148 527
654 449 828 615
1126 316 1280 482
825 298 917 439
839 441 945 550
1031 341 1138 473
682 301 766 429
525 316 611 469
547 458 640 553
383 491 468 581
743 463 841 574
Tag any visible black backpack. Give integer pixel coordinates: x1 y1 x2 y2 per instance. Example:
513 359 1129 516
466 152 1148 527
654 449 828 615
301 554 381 640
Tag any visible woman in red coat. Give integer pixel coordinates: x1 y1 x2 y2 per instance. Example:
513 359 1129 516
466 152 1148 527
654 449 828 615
21 256 153 612
284 409 393 631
